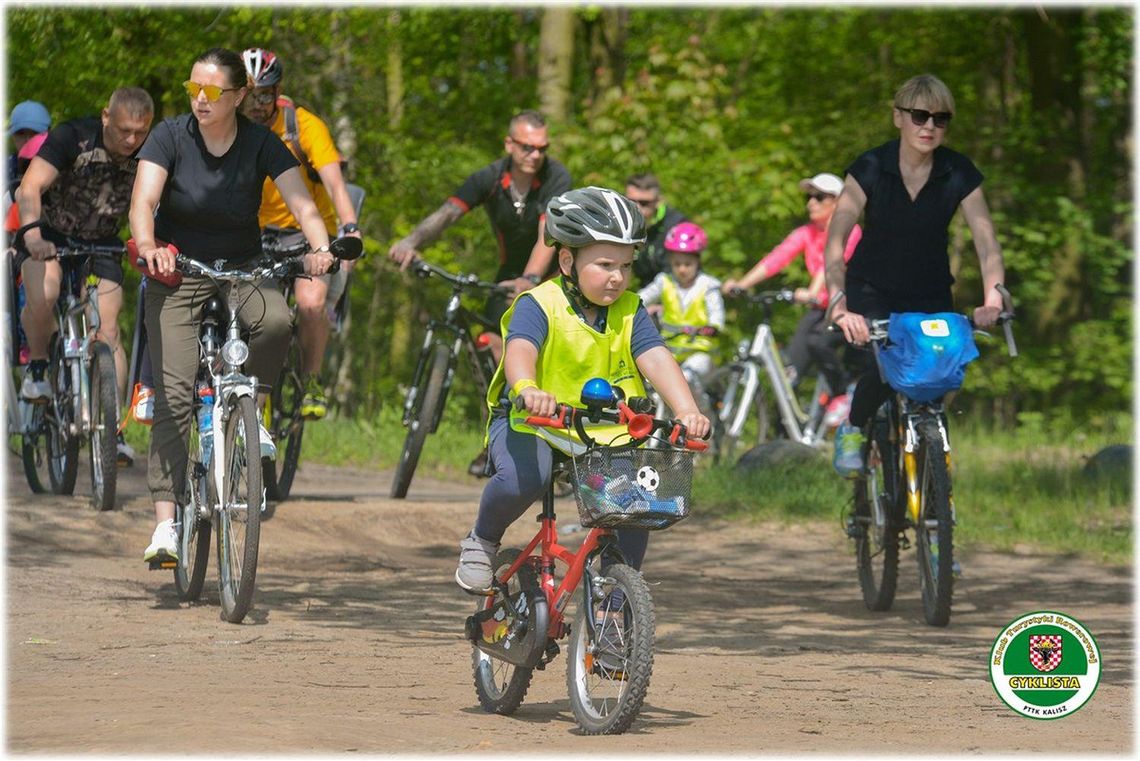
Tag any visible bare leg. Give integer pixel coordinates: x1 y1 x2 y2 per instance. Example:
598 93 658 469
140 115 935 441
19 258 61 361
94 277 127 398
293 276 329 378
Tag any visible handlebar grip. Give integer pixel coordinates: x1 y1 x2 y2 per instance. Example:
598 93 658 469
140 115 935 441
626 396 656 415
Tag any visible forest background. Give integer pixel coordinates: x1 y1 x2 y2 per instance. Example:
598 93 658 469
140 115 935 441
6 4 1133 433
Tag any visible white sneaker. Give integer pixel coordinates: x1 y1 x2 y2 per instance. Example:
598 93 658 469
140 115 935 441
143 519 179 563
20 367 50 402
132 384 155 424
257 420 277 461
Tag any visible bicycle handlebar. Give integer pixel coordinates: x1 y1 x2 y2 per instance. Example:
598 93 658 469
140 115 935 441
659 322 719 338
13 221 125 259
409 259 510 296
518 396 709 452
725 288 795 305
860 312 1018 357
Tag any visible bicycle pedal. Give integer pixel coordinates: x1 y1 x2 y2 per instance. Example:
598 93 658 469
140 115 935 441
147 553 178 571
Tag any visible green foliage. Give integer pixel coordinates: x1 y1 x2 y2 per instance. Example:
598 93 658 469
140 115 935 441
6 6 1131 424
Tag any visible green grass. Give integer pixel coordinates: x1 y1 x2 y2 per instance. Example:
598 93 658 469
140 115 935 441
121 407 1132 566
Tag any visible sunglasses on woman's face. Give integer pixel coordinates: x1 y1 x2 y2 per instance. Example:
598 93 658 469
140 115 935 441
805 191 834 203
896 105 952 129
184 81 241 102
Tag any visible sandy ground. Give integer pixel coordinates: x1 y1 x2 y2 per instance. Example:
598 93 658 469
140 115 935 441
4 455 1132 753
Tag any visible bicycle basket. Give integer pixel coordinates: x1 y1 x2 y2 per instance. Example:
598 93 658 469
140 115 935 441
879 312 979 402
569 446 694 530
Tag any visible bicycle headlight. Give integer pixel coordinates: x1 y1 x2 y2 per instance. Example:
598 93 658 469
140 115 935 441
221 338 250 367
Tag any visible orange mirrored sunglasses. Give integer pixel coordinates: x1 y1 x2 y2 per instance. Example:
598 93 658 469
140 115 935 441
183 81 241 102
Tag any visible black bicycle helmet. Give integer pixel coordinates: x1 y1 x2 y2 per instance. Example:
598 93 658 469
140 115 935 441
544 186 646 249
242 48 283 87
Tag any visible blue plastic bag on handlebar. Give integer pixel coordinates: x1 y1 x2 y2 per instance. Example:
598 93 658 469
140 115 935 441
878 312 979 402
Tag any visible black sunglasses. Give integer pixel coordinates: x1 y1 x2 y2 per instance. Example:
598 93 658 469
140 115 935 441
896 105 952 129
633 197 660 209
508 137 549 155
805 191 834 203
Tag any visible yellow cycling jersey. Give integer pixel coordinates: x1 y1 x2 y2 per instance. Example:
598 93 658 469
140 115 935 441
660 276 714 357
486 277 647 454
258 100 339 234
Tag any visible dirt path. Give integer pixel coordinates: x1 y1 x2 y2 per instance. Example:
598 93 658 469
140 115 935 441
4 457 1132 753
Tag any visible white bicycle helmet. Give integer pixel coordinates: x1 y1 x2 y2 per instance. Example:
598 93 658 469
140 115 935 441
544 186 646 249
242 48 283 87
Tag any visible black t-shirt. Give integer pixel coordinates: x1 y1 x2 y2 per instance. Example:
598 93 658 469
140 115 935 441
634 204 688 287
138 113 298 262
448 155 572 281
846 139 983 297
37 116 140 240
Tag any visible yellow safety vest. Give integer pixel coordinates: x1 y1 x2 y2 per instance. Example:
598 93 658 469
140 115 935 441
660 277 713 358
486 277 647 454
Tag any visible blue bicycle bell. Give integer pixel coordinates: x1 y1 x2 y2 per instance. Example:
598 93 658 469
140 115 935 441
580 377 615 408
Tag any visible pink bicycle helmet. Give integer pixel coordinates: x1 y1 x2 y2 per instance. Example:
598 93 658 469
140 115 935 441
664 221 708 255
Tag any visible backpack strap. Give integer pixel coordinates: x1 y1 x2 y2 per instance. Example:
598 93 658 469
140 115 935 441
276 95 322 184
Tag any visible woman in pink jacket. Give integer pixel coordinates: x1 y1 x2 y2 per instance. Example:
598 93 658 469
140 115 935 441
722 172 861 399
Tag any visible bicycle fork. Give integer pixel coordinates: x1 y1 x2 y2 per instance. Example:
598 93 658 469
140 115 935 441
901 413 956 526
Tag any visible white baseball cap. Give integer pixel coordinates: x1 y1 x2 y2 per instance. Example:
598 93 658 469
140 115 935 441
798 172 844 197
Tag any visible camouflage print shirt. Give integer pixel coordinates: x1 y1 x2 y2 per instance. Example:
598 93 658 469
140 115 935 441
36 116 139 240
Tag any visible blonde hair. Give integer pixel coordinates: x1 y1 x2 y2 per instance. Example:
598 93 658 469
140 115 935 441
893 74 955 114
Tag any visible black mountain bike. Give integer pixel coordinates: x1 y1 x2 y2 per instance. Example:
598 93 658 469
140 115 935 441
390 260 503 499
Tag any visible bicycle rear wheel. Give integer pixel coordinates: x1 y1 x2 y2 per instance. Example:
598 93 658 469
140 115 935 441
915 420 954 627
47 339 78 495
390 342 449 499
214 394 263 623
88 342 118 511
263 338 305 506
854 407 900 610
566 563 655 735
20 402 51 494
472 549 537 715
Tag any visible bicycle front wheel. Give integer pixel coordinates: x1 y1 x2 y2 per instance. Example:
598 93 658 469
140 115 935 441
47 340 78 495
390 342 449 499
566 563 655 735
706 364 770 464
915 420 954 627
472 549 537 715
214 394 263 623
263 339 305 506
88 342 118 511
20 402 51 494
854 408 900 610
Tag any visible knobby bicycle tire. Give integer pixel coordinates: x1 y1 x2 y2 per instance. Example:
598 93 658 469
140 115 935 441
47 336 78 495
88 342 118 511
174 439 211 602
854 408 900 611
390 342 449 499
915 420 954 627
21 402 50 494
263 340 306 507
215 394 263 623
472 549 537 715
566 563 655 735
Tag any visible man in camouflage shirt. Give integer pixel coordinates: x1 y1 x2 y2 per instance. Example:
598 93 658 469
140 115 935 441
15 86 153 464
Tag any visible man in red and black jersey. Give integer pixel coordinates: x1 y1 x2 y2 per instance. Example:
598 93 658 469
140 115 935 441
388 109 572 352
14 87 153 464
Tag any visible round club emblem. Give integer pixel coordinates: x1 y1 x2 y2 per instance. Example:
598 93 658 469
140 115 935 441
989 610 1101 719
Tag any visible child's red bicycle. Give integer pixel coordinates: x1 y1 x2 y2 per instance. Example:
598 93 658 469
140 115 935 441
464 379 707 735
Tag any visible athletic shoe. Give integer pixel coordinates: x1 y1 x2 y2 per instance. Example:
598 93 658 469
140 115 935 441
257 420 277 461
20 361 50 402
116 435 135 467
300 377 328 421
467 447 490 478
143 518 179 563
455 530 499 594
131 383 155 425
833 421 866 479
823 393 851 429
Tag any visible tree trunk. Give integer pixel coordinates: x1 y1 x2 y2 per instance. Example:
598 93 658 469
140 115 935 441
537 7 575 121
386 9 405 130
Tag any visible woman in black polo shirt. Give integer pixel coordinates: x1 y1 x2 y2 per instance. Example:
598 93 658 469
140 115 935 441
129 47 336 565
823 74 1007 475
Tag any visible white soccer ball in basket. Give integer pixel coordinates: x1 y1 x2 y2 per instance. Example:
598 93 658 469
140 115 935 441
636 466 661 494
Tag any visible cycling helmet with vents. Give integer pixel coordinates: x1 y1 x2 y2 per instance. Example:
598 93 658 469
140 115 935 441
242 48 283 87
664 221 708 255
544 186 646 249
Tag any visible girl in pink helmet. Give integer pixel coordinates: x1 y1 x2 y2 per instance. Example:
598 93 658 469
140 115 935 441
637 221 724 389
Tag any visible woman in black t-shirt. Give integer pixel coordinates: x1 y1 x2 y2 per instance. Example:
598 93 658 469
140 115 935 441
822 74 1008 476
128 47 336 565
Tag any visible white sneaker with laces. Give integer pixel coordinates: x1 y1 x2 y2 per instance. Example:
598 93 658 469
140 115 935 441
20 369 50 402
143 518 179 562
257 420 277 461
133 385 155 423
